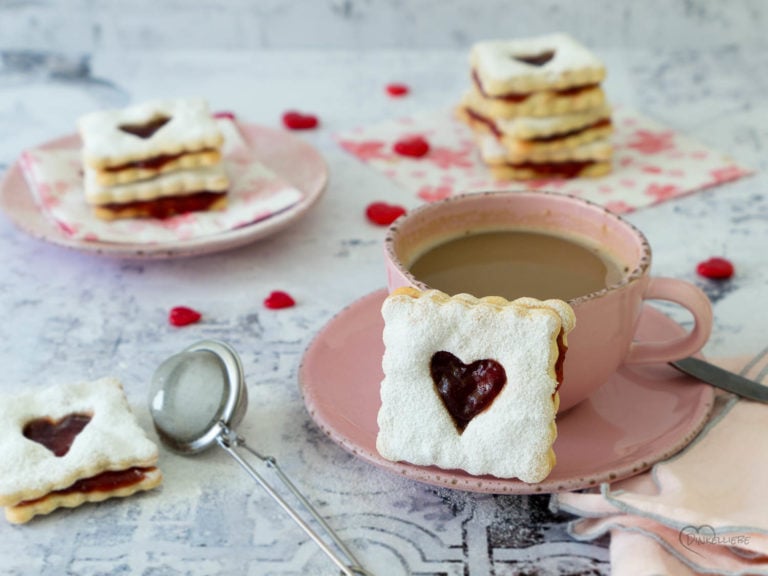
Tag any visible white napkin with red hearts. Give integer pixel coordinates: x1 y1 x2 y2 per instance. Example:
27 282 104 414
20 118 303 244
552 355 768 575
336 107 752 213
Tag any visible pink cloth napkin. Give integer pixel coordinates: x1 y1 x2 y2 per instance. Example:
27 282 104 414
20 118 304 244
336 107 752 213
552 353 768 575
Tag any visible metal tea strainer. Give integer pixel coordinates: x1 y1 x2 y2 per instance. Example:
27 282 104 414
149 339 371 576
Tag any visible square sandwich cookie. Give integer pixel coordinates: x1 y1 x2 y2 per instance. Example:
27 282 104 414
457 104 613 155
377 288 575 483
477 133 613 180
461 84 606 119
79 98 224 186
78 98 229 220
471 33 606 97
467 33 606 118
0 377 162 524
84 164 229 221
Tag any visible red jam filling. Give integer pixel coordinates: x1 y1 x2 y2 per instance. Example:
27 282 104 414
472 70 598 103
514 50 555 67
104 148 218 173
530 118 612 142
464 107 503 138
23 413 92 457
430 351 507 433
15 467 157 508
118 116 171 139
101 190 226 219
554 330 567 395
465 107 611 144
506 159 595 179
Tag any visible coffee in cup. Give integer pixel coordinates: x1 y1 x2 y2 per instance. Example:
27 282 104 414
408 229 627 302
384 191 712 412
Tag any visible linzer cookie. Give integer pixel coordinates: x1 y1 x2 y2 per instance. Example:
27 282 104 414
376 287 575 483
85 165 229 221
79 98 224 183
457 103 613 155
78 98 229 220
457 33 614 181
0 377 161 524
470 33 605 98
477 134 613 180
460 84 607 119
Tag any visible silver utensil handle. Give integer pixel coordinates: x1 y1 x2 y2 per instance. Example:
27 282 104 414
669 357 768 402
239 443 366 570
216 425 371 576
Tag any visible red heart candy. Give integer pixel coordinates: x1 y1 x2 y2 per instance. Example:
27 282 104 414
264 290 296 309
213 111 237 120
386 83 410 97
696 257 734 280
430 351 507 433
365 202 406 226
282 111 319 130
393 136 430 158
168 306 202 327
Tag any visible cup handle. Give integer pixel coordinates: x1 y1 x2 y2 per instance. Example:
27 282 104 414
624 277 713 365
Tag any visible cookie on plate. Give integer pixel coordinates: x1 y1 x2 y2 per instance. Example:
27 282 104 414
0 377 162 524
79 98 224 184
78 98 229 220
84 164 229 221
376 287 575 483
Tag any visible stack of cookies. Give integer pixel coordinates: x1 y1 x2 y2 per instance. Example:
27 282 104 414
457 33 613 181
78 98 229 220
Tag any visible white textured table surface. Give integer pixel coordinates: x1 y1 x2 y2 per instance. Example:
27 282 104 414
0 49 766 575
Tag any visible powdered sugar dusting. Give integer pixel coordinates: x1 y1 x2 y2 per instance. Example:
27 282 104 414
377 290 573 483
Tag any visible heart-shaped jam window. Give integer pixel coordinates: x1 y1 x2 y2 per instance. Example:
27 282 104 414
118 115 171 139
430 351 507 433
23 413 92 457
513 50 555 67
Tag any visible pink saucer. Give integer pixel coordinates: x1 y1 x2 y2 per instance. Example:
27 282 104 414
299 289 715 494
0 122 327 259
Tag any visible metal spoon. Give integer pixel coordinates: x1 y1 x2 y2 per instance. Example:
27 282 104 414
148 339 372 576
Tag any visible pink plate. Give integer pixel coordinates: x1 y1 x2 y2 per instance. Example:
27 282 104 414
299 289 715 494
0 123 327 258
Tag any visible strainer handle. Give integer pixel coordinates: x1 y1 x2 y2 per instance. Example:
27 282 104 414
216 423 371 576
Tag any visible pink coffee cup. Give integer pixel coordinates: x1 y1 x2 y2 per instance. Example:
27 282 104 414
384 191 712 413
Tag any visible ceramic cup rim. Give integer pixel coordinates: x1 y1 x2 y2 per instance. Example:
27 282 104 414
384 190 652 305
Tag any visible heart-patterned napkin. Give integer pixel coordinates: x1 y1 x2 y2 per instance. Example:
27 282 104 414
336 107 752 213
552 354 768 575
20 118 304 244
